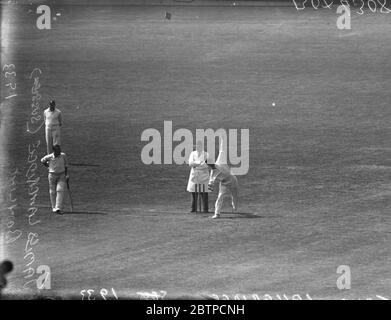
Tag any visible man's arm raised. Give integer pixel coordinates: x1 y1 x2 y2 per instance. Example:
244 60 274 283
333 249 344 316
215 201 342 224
215 135 228 167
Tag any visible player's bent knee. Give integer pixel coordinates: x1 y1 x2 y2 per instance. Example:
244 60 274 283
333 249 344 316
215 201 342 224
57 182 66 192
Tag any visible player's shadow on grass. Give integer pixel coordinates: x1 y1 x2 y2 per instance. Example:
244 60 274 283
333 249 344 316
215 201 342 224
68 163 100 167
62 211 107 215
208 212 263 219
224 213 263 219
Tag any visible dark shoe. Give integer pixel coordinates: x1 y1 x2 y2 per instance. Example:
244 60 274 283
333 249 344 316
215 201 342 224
56 209 63 215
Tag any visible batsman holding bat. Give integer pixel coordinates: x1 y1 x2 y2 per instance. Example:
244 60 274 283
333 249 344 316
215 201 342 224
207 136 238 219
41 144 69 215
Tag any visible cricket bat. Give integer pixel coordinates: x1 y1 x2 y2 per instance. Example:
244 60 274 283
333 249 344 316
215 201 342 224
66 176 74 212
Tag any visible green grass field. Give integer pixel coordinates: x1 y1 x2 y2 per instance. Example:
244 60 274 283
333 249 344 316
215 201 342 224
1 2 391 299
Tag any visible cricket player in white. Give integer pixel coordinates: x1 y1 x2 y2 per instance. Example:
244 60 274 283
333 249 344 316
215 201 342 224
207 137 238 219
41 145 69 214
44 100 63 154
187 140 210 212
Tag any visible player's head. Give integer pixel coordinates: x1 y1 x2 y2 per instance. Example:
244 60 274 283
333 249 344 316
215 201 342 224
53 144 61 156
49 99 56 111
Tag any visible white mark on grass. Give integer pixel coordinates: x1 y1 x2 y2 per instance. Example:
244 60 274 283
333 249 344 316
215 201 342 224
206 293 313 300
22 68 50 290
26 68 44 134
292 0 307 11
80 288 118 300
3 168 23 245
137 290 167 300
3 63 17 100
207 292 388 300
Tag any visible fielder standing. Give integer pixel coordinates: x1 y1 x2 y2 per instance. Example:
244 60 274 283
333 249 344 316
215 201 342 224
207 137 238 219
41 144 69 214
44 99 63 154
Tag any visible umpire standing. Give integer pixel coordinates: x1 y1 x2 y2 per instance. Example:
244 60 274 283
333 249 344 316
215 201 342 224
187 140 210 213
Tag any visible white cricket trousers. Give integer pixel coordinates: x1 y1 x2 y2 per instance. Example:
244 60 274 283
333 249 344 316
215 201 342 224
214 176 238 215
48 172 66 211
45 125 61 154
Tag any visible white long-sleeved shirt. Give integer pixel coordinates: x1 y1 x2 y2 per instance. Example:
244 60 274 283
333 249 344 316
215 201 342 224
209 137 235 185
209 164 235 186
44 108 62 127
41 153 67 174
